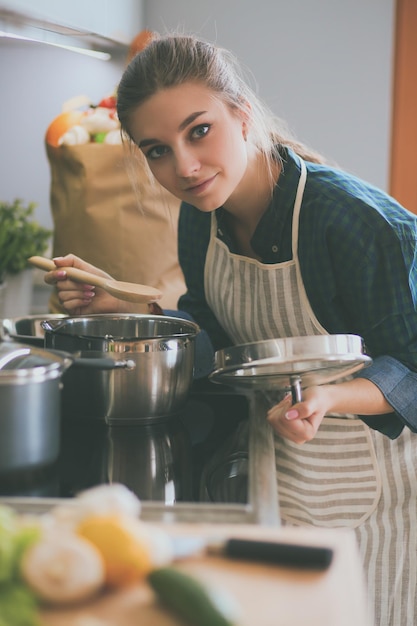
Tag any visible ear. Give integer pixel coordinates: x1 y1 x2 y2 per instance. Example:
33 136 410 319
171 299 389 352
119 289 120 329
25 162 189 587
239 100 252 140
239 111 247 140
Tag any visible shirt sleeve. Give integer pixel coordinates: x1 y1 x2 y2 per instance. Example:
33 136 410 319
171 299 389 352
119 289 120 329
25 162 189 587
312 194 417 437
339 226 417 435
355 356 417 438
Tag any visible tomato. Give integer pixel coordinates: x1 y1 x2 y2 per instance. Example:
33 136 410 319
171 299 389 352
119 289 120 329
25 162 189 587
98 96 117 109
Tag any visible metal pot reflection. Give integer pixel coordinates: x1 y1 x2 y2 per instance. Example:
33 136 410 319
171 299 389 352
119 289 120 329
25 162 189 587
103 417 193 504
200 419 249 504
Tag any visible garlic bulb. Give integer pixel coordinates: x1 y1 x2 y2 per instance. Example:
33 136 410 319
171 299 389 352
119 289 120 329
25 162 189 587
21 531 105 605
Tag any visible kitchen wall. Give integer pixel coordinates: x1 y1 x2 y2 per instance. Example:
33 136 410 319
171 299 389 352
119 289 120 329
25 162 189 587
0 0 395 233
0 40 127 230
145 0 395 192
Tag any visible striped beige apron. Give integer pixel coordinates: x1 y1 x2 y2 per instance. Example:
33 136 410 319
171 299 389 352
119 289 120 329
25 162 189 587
204 158 417 626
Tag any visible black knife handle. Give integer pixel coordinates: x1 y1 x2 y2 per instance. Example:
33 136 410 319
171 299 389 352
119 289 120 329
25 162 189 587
223 538 333 570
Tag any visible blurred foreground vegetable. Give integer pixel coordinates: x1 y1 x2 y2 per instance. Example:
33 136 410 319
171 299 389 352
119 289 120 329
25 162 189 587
0 583 40 626
0 505 41 626
20 532 105 605
77 514 163 587
148 566 241 626
0 485 238 626
0 485 173 610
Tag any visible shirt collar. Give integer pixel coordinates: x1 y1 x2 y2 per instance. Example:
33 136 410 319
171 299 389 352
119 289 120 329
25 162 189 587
251 147 302 261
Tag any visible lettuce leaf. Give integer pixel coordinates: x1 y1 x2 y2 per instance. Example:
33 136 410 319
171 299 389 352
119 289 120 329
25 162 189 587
0 506 41 626
0 506 18 582
0 506 41 582
0 583 40 626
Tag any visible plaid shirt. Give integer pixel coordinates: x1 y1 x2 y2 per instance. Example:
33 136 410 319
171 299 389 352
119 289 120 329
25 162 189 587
176 148 417 437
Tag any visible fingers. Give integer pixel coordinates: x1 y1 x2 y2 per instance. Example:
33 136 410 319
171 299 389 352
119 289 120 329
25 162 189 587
52 254 78 268
266 394 322 444
54 283 96 315
59 286 96 308
43 255 78 286
44 269 95 303
53 254 111 279
40 255 95 314
42 254 135 315
43 266 64 286
42 255 94 310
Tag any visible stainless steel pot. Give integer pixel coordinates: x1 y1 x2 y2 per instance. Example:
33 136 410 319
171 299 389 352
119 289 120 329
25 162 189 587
1 313 68 346
0 342 72 473
41 314 200 424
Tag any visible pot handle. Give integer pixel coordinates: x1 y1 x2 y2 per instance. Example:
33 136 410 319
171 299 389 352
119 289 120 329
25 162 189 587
40 319 66 332
290 376 303 403
72 357 136 371
43 348 136 371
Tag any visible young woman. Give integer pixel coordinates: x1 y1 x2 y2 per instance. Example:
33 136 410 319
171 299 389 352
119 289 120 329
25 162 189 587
45 34 417 625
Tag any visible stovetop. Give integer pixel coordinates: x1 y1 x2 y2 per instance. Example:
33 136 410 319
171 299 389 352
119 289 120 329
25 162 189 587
0 380 250 507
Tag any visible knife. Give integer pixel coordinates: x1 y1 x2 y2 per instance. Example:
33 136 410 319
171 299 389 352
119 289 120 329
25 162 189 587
169 535 333 570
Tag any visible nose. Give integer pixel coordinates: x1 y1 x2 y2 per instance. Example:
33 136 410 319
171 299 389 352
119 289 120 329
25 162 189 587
174 146 201 178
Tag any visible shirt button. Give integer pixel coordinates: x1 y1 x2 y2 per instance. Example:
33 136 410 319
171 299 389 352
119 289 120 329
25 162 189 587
272 245 278 253
218 228 223 236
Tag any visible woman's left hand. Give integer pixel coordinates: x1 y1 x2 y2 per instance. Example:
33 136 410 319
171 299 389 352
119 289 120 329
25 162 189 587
266 386 329 444
267 377 394 444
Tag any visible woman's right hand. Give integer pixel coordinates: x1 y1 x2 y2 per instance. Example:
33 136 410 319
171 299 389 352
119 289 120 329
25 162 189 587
43 254 131 315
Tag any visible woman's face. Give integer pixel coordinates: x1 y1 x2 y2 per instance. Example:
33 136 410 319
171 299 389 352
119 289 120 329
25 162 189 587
128 82 249 212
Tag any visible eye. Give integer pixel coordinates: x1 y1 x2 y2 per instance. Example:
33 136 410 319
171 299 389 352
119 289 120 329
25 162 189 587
190 124 210 140
146 145 169 160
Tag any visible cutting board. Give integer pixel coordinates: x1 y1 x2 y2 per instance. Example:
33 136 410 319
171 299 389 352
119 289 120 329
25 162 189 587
40 523 372 626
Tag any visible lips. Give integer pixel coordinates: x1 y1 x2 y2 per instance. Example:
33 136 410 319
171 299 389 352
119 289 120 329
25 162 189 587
185 174 217 195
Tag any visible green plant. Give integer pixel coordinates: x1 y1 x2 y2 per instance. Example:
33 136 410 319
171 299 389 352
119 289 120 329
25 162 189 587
0 199 52 283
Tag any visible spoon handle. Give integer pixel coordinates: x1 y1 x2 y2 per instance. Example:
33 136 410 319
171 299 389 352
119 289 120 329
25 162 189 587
28 256 108 288
28 256 56 271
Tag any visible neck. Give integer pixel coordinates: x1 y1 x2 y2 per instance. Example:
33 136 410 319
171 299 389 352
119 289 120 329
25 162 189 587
224 149 280 237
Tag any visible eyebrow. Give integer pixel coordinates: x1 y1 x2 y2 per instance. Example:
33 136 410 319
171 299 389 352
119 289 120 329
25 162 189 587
138 110 207 148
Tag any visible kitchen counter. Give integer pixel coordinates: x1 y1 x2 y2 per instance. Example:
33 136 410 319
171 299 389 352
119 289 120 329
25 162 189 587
39 523 372 626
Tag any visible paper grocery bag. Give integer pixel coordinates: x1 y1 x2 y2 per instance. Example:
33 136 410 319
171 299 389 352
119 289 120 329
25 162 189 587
46 143 186 312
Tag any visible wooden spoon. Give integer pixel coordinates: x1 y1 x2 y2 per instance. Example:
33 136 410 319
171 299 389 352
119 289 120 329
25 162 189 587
28 256 162 304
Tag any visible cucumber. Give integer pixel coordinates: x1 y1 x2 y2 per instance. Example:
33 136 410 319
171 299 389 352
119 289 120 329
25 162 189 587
148 566 240 626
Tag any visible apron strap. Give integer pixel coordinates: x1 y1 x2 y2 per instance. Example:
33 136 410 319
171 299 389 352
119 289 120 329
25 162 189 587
291 158 307 260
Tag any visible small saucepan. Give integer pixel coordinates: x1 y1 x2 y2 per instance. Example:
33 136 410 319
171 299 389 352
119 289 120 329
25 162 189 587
0 341 136 474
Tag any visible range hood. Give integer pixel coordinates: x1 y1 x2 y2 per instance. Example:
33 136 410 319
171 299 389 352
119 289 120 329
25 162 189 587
0 4 130 59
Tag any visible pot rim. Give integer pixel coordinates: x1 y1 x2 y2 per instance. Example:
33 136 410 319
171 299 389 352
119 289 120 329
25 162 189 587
41 313 200 341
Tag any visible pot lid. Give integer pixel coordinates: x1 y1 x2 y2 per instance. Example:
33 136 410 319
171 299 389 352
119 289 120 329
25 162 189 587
209 334 372 390
0 342 71 383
